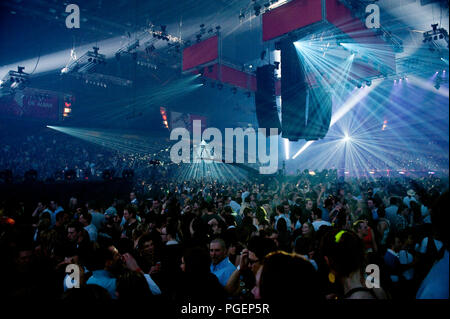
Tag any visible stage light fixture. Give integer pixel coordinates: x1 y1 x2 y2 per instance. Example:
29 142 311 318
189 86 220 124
432 23 439 32
254 4 261 16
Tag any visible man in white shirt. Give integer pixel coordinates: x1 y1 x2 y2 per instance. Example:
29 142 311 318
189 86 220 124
403 189 417 208
79 211 98 242
311 208 331 231
210 238 236 286
274 205 291 231
161 224 179 246
385 197 399 226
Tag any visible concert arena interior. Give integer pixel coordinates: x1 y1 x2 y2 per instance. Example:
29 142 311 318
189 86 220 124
0 0 448 312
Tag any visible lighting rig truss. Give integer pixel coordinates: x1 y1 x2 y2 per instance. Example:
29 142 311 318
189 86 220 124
187 23 221 46
337 0 404 53
423 24 449 48
149 24 181 45
0 66 30 91
74 72 133 88
62 46 106 74
433 71 448 90
396 54 448 76
115 39 141 60
238 0 285 21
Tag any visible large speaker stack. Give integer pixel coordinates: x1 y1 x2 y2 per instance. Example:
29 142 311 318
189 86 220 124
280 39 332 141
255 64 281 134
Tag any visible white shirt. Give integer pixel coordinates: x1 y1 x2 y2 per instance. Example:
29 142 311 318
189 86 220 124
312 220 331 231
403 196 417 208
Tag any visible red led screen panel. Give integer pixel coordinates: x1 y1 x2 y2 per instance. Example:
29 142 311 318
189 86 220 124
170 111 207 133
0 88 59 120
262 0 323 42
182 36 219 71
221 65 251 89
198 64 258 91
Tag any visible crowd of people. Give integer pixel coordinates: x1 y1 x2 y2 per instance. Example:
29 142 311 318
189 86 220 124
0 126 174 184
1 164 448 301
1 126 448 186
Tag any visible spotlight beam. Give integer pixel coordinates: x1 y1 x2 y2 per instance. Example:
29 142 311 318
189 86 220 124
284 138 290 160
292 83 379 159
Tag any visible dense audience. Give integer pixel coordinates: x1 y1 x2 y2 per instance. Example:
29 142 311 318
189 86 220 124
1 127 448 186
0 125 448 301
1 164 448 301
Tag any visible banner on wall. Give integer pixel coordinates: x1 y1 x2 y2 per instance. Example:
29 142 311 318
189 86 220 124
170 111 207 132
0 88 60 120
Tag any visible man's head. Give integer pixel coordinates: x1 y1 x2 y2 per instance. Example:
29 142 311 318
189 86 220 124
324 198 333 210
311 208 322 221
91 246 117 271
67 221 83 242
138 233 158 256
50 200 58 211
283 201 290 214
123 205 136 222
14 245 34 273
406 189 415 198
367 198 375 210
305 199 313 211
79 211 92 226
161 222 177 243
15 248 33 267
353 220 369 238
276 205 284 215
152 199 160 209
247 236 277 274
389 197 398 206
387 233 402 253
130 192 137 202
55 211 69 226
209 238 227 265
301 222 313 237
